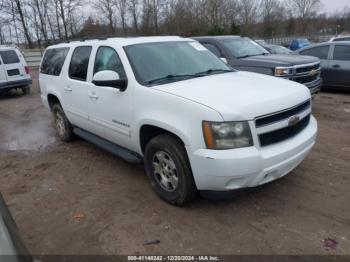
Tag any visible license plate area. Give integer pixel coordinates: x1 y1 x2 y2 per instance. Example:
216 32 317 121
7 69 20 76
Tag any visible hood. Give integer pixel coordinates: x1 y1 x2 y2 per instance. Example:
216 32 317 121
152 72 311 121
233 54 319 68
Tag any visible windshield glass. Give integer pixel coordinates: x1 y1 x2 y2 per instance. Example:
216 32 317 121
270 45 292 54
124 41 232 86
221 38 269 58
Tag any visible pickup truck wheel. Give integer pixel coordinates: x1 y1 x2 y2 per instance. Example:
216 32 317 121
22 87 30 95
52 103 74 142
144 135 197 205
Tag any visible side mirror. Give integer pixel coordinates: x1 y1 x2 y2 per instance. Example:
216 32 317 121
92 70 127 91
220 57 228 64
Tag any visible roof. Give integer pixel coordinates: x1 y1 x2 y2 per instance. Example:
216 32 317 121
48 36 190 49
192 35 242 41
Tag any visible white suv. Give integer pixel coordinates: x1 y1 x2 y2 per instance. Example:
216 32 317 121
0 46 32 94
39 36 318 205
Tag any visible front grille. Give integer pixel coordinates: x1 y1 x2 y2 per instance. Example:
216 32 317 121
294 74 319 84
259 115 311 147
255 100 311 128
296 63 320 74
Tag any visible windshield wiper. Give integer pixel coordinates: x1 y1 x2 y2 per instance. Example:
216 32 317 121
196 68 233 76
237 53 269 59
147 74 201 85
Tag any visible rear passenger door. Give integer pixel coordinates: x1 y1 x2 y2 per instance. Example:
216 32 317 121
328 44 350 87
88 46 132 148
64 46 93 130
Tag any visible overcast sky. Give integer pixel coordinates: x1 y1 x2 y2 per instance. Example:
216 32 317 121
321 0 350 13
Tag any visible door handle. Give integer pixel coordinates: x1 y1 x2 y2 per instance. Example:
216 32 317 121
89 93 99 100
332 64 340 68
64 86 72 92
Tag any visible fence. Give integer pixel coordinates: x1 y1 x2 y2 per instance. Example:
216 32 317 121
23 49 43 67
263 35 333 46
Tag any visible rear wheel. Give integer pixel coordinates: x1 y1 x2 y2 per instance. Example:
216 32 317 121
52 103 74 142
22 87 30 95
144 134 197 205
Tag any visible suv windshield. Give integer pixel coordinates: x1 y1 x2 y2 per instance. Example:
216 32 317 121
124 41 233 86
221 38 269 59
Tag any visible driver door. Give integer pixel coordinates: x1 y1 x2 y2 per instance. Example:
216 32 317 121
88 46 133 148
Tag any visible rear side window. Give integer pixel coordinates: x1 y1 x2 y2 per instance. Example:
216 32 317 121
334 37 350 42
69 46 92 81
0 50 20 64
333 45 350 61
94 46 126 78
300 46 329 60
41 48 70 76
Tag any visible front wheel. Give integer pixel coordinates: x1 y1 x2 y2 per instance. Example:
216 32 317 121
144 134 197 205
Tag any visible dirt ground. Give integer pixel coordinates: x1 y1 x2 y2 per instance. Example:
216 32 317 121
0 69 349 256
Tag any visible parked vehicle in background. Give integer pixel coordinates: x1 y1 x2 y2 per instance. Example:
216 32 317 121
255 40 267 45
194 36 322 95
295 42 350 89
39 36 317 205
290 39 311 51
259 43 292 55
329 35 350 42
0 193 37 261
0 46 32 95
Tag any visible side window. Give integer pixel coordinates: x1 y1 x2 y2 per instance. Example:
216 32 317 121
333 45 350 61
334 37 350 42
202 43 222 58
41 48 70 76
94 46 126 78
300 46 329 60
0 50 20 64
69 46 92 81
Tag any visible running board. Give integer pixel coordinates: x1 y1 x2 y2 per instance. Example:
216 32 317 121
73 127 143 163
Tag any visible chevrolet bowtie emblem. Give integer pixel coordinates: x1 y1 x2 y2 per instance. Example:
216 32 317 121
288 115 301 127
309 70 317 76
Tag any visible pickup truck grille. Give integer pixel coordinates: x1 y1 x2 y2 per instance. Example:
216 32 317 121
295 63 320 74
292 62 321 85
294 74 319 84
255 100 312 147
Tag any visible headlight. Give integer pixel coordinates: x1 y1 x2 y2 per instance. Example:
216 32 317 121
275 67 293 76
202 121 253 149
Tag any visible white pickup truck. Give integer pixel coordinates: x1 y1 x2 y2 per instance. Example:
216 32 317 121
39 36 318 205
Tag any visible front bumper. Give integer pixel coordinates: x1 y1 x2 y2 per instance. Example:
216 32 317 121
187 116 317 191
0 78 32 91
304 78 322 95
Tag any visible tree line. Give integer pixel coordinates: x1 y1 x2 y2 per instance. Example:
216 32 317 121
0 0 350 48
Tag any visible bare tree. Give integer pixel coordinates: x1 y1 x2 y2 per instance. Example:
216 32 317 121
288 0 322 33
128 0 140 33
115 0 128 35
13 0 34 47
94 0 116 33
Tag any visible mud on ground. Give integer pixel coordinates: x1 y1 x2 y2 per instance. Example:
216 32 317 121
0 70 349 255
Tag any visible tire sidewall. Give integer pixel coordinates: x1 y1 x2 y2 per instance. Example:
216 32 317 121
144 136 194 205
52 104 72 142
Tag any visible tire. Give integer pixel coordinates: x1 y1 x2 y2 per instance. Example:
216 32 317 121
144 134 198 205
52 103 74 142
22 87 30 95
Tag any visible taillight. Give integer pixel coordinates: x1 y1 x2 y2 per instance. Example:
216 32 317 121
24 66 29 74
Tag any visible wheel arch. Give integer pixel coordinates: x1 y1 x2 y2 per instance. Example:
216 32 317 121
139 123 189 154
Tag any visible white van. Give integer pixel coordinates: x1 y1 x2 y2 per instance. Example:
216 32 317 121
39 37 317 205
0 46 32 94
